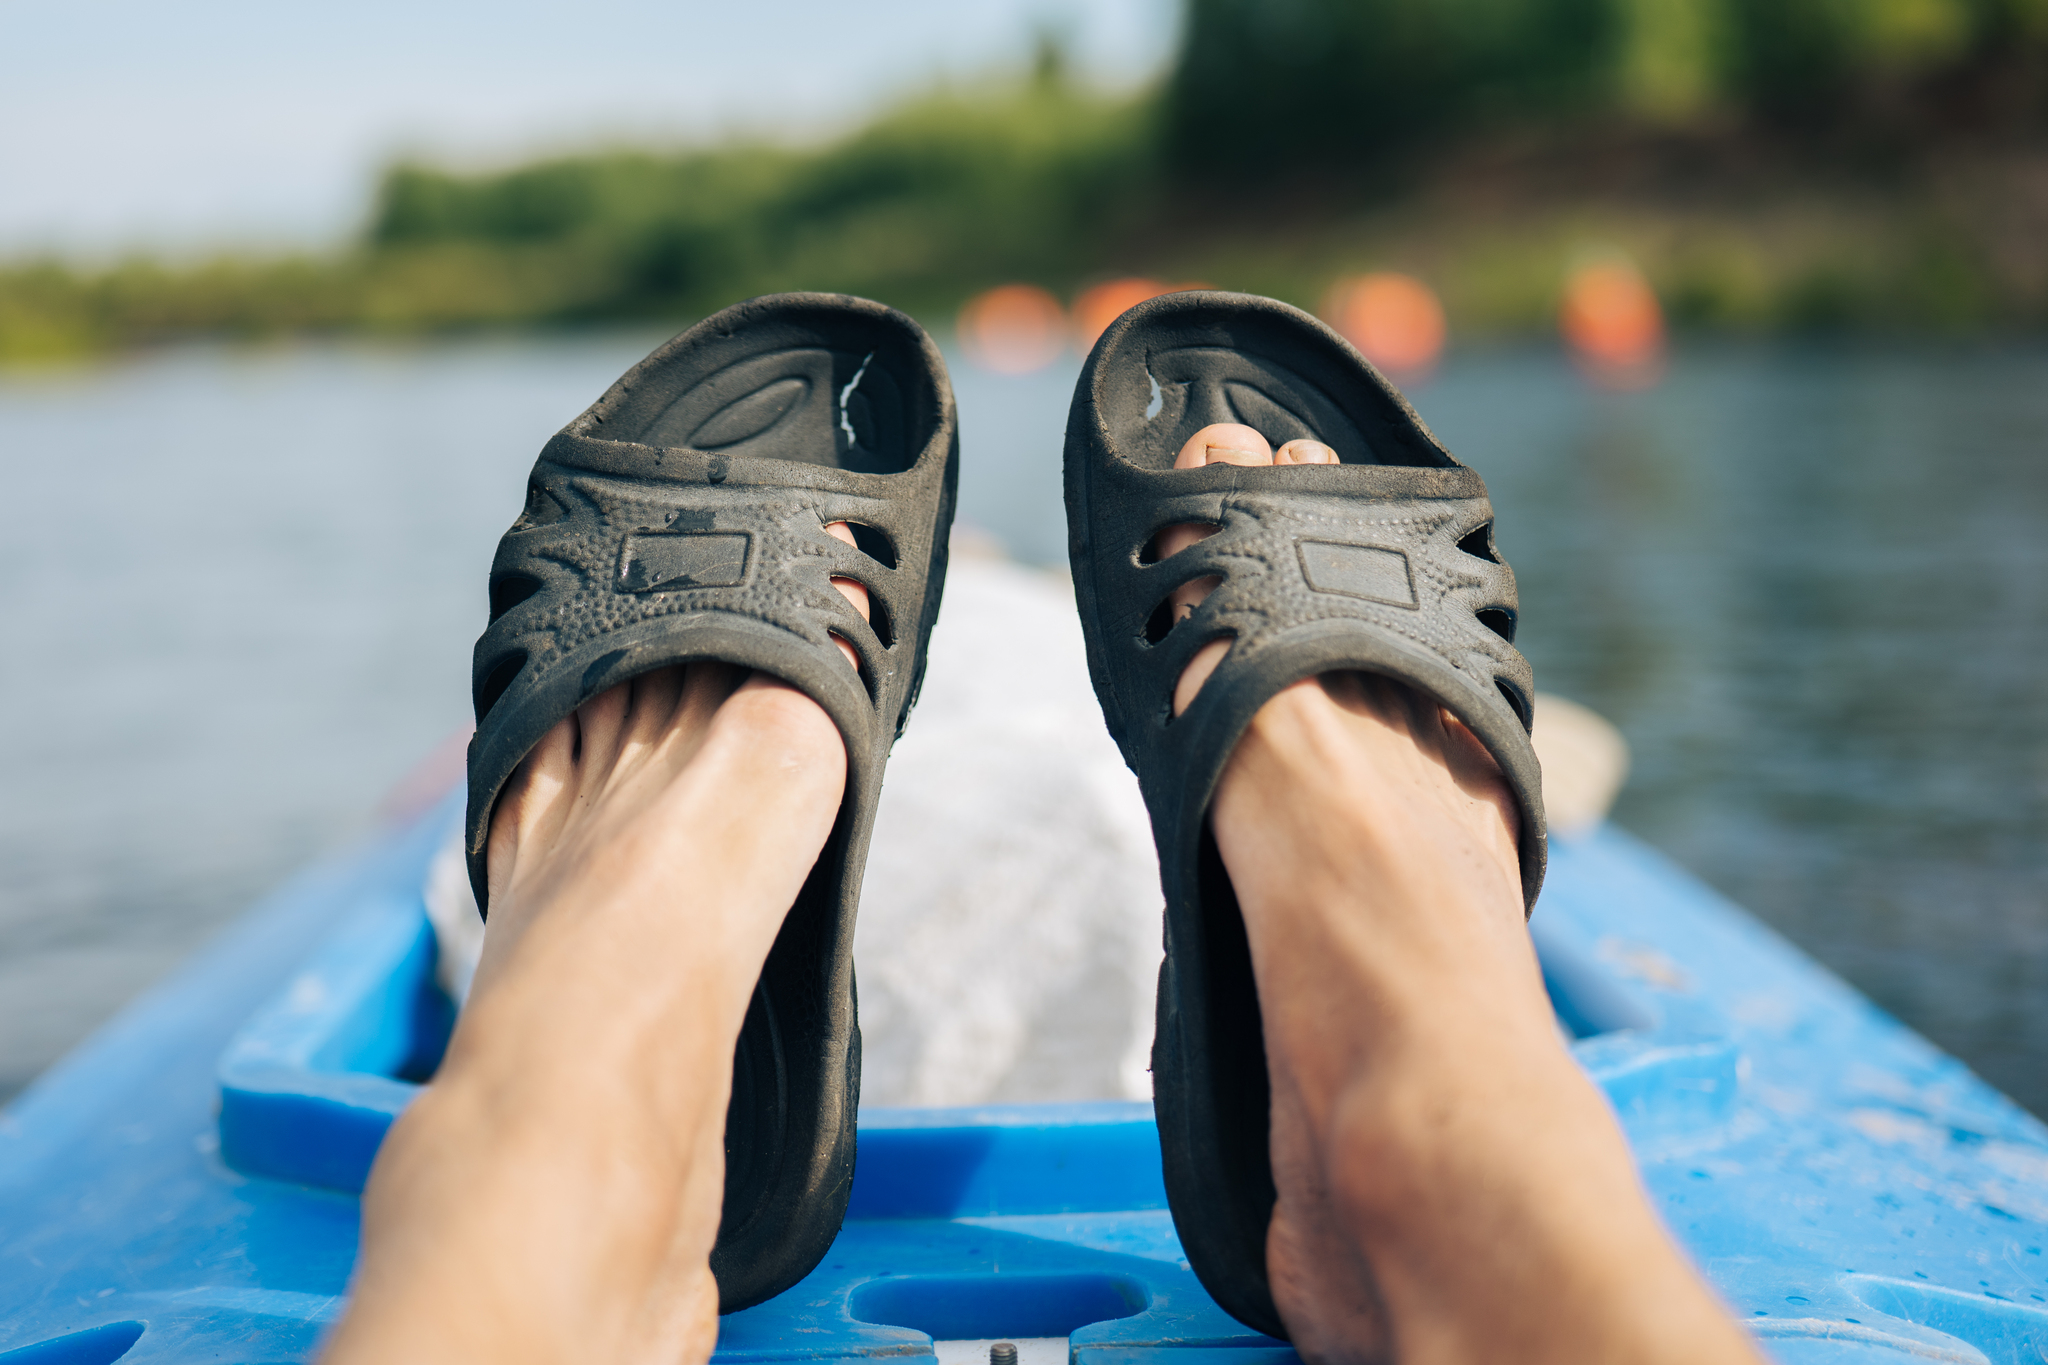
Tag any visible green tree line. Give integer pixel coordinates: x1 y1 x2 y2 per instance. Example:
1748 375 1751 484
3 1 2044 361
1170 0 2048 167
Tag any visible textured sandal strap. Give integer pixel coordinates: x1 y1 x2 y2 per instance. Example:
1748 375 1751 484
464 296 956 912
1088 468 1545 910
1068 316 1546 909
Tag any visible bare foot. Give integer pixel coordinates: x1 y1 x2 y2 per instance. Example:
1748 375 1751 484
323 527 871 1365
476 519 869 978
1156 432 1759 1365
1218 674 1525 1365
1154 426 1396 1358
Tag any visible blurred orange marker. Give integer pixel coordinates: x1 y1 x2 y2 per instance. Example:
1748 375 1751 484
1072 278 1215 352
1560 257 1663 388
1324 272 1446 381
1073 278 1168 351
958 284 1068 375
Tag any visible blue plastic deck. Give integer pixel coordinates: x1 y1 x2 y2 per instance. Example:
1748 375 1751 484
4 789 2048 1363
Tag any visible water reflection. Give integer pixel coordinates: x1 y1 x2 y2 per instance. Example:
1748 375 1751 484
1419 342 2048 1115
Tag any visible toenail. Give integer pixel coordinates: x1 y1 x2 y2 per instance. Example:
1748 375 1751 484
1278 439 1337 465
1204 444 1269 465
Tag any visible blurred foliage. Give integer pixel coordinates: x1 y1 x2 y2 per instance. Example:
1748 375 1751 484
365 54 1155 323
0 63 1155 361
1169 0 1623 167
3 2 2047 362
1168 0 2048 166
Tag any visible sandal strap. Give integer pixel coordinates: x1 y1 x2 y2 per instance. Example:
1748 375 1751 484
1068 300 1545 911
1079 458 1544 909
1066 291 1547 1341
479 457 937 721
464 303 955 914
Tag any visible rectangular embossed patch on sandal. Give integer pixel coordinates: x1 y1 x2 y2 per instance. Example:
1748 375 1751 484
1297 540 1417 608
616 532 752 592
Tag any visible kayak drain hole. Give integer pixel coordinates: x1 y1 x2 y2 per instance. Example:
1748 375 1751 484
850 1272 1146 1341
0 1320 145 1365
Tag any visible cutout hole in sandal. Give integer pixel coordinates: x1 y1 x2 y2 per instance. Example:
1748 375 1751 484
1163 631 1236 723
1495 677 1532 729
830 630 877 699
1140 521 1219 566
475 650 528 722
1457 522 1502 563
855 584 894 649
1476 607 1518 643
1142 577 1219 645
489 572 542 622
1143 597 1178 645
841 521 898 570
1138 523 1212 564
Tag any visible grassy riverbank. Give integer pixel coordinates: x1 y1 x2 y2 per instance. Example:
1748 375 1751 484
0 73 1157 361
6 0 2046 362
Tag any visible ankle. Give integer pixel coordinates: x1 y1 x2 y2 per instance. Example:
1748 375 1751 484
349 1081 723 1365
1318 1070 1753 1365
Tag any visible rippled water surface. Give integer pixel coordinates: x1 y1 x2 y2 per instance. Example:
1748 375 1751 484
2 333 2043 1111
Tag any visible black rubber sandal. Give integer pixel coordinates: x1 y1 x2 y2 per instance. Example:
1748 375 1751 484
465 293 957 1311
1062 291 1545 1338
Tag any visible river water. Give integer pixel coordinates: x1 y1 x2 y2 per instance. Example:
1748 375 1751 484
1 331 2043 1112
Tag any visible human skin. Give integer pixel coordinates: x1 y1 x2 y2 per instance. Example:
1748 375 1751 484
322 530 869 1365
321 456 1764 1365
1159 424 1761 1365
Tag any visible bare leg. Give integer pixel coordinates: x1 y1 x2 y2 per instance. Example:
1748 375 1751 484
321 536 872 1365
1162 426 1763 1365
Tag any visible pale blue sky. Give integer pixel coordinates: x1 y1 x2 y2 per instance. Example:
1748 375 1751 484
0 0 1179 257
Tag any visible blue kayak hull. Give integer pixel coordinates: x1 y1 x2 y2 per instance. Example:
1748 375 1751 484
4 792 2047 1364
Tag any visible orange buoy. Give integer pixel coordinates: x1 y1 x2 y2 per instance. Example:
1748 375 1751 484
958 284 1069 375
1324 273 1447 381
1560 258 1664 387
1073 278 1170 352
1071 279 1216 352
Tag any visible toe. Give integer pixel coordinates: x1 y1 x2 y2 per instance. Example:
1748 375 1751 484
1175 422 1272 470
1165 423 1277 606
823 522 870 672
1276 438 1338 465
623 665 686 747
1165 426 1279 714
573 682 630 785
1172 638 1236 717
1164 433 1335 714
1156 426 1279 565
675 661 748 733
485 711 578 906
